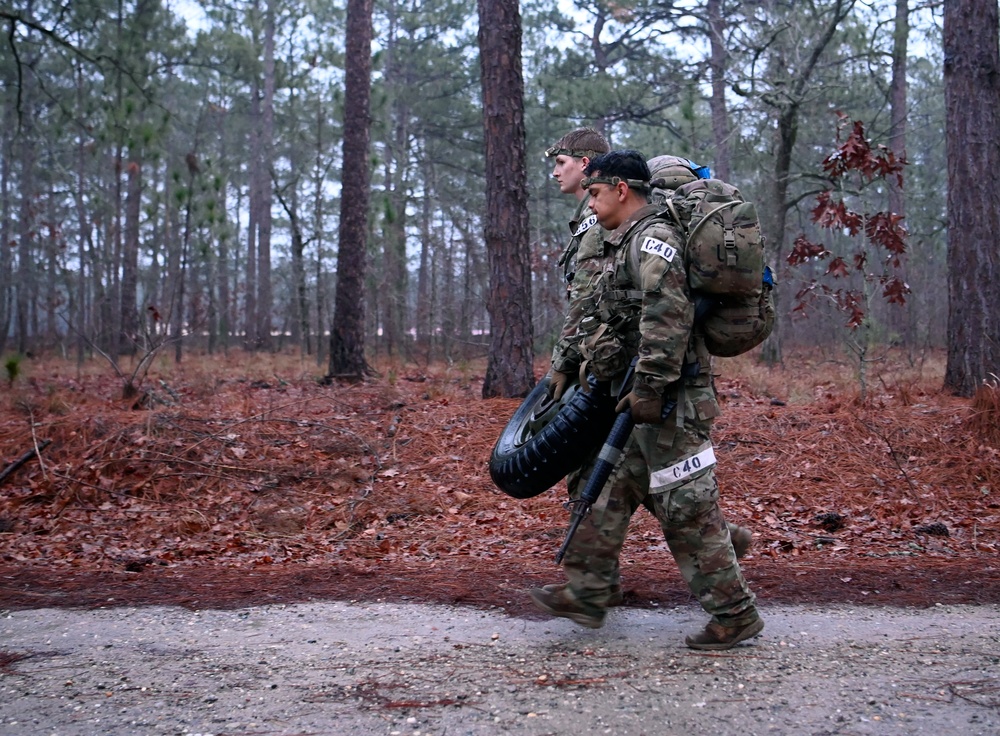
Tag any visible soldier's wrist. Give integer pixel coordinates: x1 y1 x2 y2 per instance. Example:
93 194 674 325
632 375 661 399
551 358 579 374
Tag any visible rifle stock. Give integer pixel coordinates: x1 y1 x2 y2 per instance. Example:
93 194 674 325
554 409 634 563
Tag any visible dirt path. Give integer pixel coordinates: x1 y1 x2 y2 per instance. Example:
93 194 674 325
3 600 999 735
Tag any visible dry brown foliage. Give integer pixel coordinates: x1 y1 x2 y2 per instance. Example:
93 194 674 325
1 348 998 612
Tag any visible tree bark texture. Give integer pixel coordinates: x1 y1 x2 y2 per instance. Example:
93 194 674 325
15 59 37 356
120 151 142 355
328 0 375 380
245 75 261 350
943 0 1000 396
888 0 909 219
478 0 534 398
256 0 277 350
707 0 732 182
0 100 12 358
888 0 911 343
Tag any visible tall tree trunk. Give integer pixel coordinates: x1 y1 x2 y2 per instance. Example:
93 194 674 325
706 0 732 181
13 7 38 356
0 100 12 357
378 5 411 360
216 108 232 354
44 169 59 346
380 118 409 359
72 145 89 371
888 0 909 220
312 104 327 365
888 0 912 347
440 223 455 362
174 171 195 364
245 77 261 349
478 0 534 398
256 0 276 350
278 186 309 353
120 150 142 355
943 0 1000 396
416 162 434 358
73 57 91 371
327 0 375 380
15 104 36 356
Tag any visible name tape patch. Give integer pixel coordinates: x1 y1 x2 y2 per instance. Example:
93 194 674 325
650 446 717 489
640 236 677 262
574 214 598 236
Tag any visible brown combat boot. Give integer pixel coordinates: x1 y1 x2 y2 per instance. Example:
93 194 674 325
685 618 764 651
540 582 624 607
529 586 606 629
731 525 753 559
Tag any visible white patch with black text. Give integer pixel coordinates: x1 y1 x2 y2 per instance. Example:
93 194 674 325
574 214 598 237
650 446 716 490
640 236 677 262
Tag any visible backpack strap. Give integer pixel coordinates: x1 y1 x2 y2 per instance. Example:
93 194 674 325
663 198 682 230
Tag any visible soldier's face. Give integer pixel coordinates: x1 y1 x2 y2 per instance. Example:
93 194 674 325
551 155 587 196
587 181 628 230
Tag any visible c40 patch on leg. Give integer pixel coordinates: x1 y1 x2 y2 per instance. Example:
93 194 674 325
650 445 716 492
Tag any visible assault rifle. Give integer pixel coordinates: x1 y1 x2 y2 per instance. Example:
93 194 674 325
554 359 679 563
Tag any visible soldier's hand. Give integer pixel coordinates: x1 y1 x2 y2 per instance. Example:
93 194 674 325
615 390 664 424
548 370 572 401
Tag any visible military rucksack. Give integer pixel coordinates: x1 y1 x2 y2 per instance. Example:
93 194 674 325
643 156 776 358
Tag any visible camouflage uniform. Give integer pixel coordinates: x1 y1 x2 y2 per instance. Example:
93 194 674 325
556 196 599 296
549 199 625 593
552 197 605 376
555 205 759 629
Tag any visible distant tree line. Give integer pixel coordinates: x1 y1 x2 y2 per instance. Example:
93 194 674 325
1 0 997 394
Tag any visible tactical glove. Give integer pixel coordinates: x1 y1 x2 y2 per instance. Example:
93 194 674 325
548 370 572 401
615 390 664 424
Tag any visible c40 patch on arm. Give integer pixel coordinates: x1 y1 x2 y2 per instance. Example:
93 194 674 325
640 236 677 262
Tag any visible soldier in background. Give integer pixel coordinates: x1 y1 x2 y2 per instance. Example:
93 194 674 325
545 128 611 302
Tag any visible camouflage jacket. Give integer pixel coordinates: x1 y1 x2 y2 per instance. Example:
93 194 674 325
550 198 605 372
574 204 712 398
556 196 601 298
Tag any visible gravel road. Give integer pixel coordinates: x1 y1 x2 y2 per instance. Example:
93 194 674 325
3 600 999 735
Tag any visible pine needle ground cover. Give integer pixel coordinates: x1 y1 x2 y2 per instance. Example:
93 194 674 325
1 351 998 613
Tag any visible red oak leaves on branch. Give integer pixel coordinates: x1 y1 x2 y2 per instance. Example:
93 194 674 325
822 119 905 187
811 192 864 235
865 211 907 260
787 235 830 265
787 116 909 328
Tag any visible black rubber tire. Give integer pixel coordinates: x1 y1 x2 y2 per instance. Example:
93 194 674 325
488 375 619 499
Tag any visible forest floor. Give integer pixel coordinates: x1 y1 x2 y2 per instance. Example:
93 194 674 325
4 348 1000 735
1 347 999 613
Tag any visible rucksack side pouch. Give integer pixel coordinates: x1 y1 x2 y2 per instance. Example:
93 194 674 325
578 318 630 382
699 272 776 357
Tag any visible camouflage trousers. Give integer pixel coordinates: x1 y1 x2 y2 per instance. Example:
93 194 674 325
560 396 759 627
